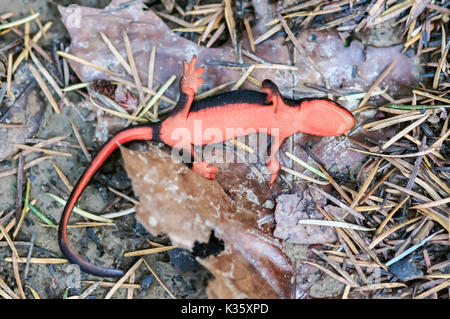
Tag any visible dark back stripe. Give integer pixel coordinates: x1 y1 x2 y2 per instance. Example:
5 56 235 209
178 89 350 115
190 90 269 112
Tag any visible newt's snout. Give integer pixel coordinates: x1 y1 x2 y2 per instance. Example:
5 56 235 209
298 99 355 136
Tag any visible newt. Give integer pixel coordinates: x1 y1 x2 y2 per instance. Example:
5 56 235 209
58 56 355 277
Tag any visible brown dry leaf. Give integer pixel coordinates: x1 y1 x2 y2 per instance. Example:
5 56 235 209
59 0 418 111
202 135 287 220
121 144 292 299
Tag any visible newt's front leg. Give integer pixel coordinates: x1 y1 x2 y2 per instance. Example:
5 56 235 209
262 79 283 113
179 56 205 118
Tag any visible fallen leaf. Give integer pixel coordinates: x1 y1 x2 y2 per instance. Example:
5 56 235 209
59 0 418 112
121 143 293 298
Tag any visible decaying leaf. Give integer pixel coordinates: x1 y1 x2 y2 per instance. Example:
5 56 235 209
59 0 419 115
121 144 293 298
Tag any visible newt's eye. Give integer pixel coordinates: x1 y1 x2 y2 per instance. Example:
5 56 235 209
298 100 355 136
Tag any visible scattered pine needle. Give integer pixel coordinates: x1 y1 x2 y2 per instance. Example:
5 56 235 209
12 179 31 239
414 280 450 299
30 51 70 107
16 134 69 162
369 216 423 250
4 257 68 264
104 258 143 299
296 220 374 231
50 161 73 192
359 61 396 108
142 258 177 299
14 142 71 157
62 82 90 92
46 193 113 223
70 120 92 161
90 96 148 122
410 197 450 210
243 17 255 51
81 281 140 289
349 159 382 209
0 12 40 30
281 166 329 185
27 63 60 114
195 81 234 101
300 260 358 288
25 285 41 299
231 65 255 90
12 21 53 72
124 245 177 257
100 31 132 75
285 151 328 180
100 207 136 219
57 51 123 77
0 156 52 179
138 75 176 118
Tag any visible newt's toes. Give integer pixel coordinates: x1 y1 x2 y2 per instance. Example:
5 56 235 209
269 173 278 185
193 161 219 180
181 56 205 93
266 157 280 184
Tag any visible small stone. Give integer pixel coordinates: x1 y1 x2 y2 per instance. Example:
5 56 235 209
141 275 154 289
168 248 201 272
390 257 423 282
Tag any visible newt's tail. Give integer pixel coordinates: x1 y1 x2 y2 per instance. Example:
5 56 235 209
58 125 156 277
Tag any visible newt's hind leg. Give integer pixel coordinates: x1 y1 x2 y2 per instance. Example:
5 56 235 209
183 144 220 180
179 56 205 118
193 161 220 180
266 135 285 184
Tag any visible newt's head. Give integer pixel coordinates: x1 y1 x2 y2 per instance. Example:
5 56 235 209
261 79 355 137
295 99 355 136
